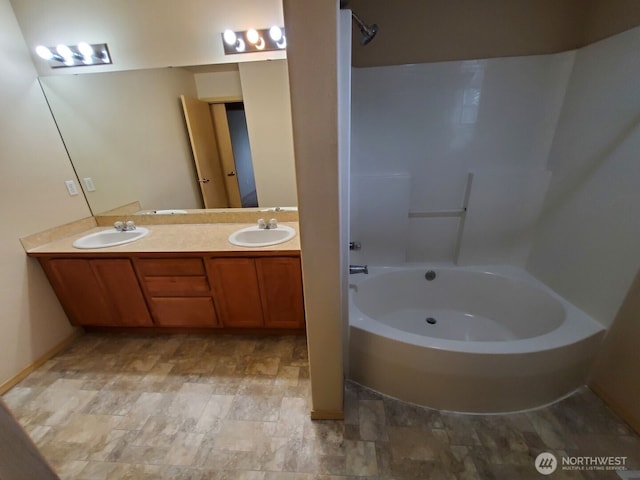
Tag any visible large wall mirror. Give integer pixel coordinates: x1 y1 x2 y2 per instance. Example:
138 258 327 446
40 60 298 215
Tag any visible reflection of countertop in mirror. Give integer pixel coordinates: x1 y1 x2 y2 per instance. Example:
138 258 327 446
94 202 299 227
25 222 300 254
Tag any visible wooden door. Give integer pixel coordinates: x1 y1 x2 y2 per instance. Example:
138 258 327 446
210 104 242 208
180 95 229 208
256 257 305 328
207 258 264 327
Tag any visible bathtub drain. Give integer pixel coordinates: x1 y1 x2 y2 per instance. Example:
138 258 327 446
425 317 437 325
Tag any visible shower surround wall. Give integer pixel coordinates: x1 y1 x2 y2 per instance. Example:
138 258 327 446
350 52 573 266
351 25 640 327
527 27 640 327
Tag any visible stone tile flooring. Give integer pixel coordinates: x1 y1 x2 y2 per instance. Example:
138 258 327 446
3 333 640 479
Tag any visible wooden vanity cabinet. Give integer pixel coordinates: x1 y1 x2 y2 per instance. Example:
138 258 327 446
208 256 305 329
39 258 153 327
36 252 304 331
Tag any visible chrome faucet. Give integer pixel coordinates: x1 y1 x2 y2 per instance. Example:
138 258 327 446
349 265 368 275
258 218 278 230
114 220 136 231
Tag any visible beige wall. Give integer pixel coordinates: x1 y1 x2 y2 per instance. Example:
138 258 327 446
584 0 640 44
195 69 243 101
348 0 640 67
41 68 202 214
283 0 343 417
0 0 91 385
239 60 298 208
589 269 640 433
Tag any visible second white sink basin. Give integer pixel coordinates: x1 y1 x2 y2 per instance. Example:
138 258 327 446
228 225 296 247
73 227 149 249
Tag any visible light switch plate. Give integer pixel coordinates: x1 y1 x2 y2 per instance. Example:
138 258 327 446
64 180 79 196
83 177 96 192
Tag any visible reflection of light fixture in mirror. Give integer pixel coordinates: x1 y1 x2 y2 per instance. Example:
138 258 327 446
246 28 260 44
56 44 74 65
221 26 286 55
77 42 95 64
35 42 112 68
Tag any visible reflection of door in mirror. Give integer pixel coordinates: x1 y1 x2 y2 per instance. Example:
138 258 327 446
181 96 258 209
181 95 231 208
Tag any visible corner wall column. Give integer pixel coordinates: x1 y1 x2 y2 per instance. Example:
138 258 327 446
283 0 344 419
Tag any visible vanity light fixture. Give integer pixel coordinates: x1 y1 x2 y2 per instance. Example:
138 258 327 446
35 42 112 68
222 27 286 55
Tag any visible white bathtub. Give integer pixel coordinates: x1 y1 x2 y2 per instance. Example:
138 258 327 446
348 265 606 413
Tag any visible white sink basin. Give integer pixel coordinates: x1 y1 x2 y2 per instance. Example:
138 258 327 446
228 225 296 248
73 227 149 249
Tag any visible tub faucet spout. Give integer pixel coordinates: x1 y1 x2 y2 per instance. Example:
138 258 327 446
349 265 368 275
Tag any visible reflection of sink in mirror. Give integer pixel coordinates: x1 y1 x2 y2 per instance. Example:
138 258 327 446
143 209 188 215
73 228 149 249
260 207 298 212
228 225 296 248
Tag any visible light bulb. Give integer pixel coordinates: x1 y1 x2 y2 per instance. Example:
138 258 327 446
246 28 259 44
276 36 287 49
56 44 74 65
56 44 72 58
269 26 282 42
77 42 94 64
256 37 265 50
223 29 237 46
77 42 93 57
35 45 53 60
235 38 246 52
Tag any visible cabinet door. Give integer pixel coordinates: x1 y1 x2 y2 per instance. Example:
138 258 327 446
256 257 305 328
90 259 153 326
42 259 113 326
42 258 152 327
207 258 263 327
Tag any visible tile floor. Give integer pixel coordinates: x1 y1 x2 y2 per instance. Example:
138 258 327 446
3 333 640 479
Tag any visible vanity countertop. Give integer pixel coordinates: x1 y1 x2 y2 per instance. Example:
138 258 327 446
26 222 300 255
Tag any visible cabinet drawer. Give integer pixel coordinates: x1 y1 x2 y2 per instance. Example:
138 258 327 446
150 297 218 327
138 258 205 276
144 276 210 296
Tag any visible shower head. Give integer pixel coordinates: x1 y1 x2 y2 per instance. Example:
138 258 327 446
351 11 379 45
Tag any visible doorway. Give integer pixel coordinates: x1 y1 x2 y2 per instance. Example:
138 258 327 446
222 103 257 208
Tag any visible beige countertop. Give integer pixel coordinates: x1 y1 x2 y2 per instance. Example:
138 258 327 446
26 222 300 255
